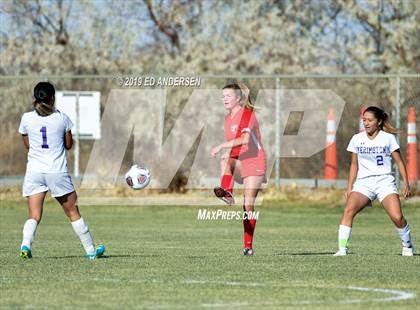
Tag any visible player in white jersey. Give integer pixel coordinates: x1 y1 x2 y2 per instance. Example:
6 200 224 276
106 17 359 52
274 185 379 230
18 81 105 260
334 106 414 256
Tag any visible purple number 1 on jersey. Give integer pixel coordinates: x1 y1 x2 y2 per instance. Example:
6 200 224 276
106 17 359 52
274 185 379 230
40 126 49 149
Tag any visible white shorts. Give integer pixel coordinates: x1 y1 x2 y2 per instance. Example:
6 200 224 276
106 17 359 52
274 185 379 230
352 174 398 203
22 172 75 197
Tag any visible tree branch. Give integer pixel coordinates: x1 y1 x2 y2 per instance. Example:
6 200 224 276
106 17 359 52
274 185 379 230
143 0 180 51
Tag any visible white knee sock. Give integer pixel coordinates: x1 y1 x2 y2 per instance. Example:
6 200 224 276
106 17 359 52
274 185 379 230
338 225 352 249
396 223 413 248
71 217 95 255
21 219 38 249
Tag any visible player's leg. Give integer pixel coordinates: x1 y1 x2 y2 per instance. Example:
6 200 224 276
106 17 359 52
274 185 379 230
334 192 370 256
220 156 235 193
55 191 105 259
242 175 264 256
232 159 243 185
214 157 239 205
381 193 414 256
20 191 47 258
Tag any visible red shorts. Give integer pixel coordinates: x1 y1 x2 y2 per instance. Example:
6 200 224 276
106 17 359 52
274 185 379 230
234 149 266 181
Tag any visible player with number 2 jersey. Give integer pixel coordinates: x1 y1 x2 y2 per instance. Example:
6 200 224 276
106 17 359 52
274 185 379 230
334 106 414 256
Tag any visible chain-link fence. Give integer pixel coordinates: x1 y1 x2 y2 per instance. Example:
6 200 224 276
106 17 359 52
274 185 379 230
0 74 419 189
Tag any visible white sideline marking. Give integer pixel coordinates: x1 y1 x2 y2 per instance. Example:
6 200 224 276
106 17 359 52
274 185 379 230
182 279 265 287
343 286 416 303
90 278 416 307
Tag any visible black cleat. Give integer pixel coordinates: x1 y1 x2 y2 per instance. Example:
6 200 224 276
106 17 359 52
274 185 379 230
214 186 235 205
243 248 254 256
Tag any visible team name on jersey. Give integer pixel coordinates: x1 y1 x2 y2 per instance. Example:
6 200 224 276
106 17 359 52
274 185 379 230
355 146 390 154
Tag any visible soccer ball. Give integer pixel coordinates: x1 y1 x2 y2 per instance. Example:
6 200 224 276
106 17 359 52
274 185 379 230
125 164 151 190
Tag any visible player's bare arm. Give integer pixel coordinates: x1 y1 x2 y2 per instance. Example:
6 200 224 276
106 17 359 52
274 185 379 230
391 149 411 198
345 153 358 200
211 132 250 157
21 134 29 150
64 131 73 150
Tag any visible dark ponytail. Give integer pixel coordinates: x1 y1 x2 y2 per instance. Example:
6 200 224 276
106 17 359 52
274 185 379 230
33 82 56 116
364 106 398 134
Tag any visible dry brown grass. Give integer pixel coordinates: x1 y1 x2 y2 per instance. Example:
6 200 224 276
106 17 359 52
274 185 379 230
1 183 418 206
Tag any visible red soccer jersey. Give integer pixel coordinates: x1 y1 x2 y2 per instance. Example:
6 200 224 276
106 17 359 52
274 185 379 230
224 107 264 159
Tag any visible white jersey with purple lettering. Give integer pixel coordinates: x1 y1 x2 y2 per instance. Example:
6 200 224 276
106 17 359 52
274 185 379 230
347 130 400 179
18 110 73 173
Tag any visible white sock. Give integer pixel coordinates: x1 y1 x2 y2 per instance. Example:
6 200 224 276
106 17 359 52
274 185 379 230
338 225 352 250
71 217 95 255
396 223 413 248
21 219 38 249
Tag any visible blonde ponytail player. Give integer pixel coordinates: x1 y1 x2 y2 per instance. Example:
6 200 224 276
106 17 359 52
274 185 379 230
211 82 266 256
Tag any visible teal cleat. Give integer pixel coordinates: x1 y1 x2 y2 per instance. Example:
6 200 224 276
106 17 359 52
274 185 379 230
86 244 105 260
19 246 32 259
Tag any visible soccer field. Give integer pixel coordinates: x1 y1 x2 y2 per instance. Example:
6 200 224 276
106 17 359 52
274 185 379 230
0 199 419 309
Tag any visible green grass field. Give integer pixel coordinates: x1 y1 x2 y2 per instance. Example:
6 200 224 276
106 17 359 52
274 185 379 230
0 198 419 309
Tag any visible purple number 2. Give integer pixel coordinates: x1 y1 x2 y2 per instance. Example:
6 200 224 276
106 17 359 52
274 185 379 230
40 126 49 149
